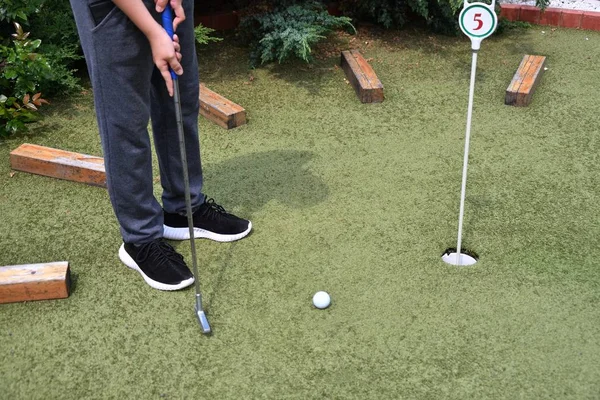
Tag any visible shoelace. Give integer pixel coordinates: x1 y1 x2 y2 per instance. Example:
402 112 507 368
136 240 185 272
199 198 227 218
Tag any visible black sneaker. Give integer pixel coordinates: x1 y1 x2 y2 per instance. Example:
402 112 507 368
118 239 194 291
163 198 252 242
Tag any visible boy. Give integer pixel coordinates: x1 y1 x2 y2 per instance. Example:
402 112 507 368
70 0 251 291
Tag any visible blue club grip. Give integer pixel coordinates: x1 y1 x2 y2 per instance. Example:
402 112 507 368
161 5 178 80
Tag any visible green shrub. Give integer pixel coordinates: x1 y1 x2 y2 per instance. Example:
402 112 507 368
0 0 44 25
0 23 51 97
428 0 462 35
0 92 48 137
0 0 81 98
0 23 49 136
335 0 458 32
240 1 355 66
0 0 75 137
23 1 82 96
194 23 223 45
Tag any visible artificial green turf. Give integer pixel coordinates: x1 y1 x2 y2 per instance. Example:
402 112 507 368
1 26 600 399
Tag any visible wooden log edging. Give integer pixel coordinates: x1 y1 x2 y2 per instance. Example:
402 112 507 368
10 144 106 188
0 262 71 304
505 55 547 107
340 50 384 104
199 84 247 129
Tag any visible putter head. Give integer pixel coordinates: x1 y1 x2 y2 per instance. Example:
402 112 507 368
195 306 212 335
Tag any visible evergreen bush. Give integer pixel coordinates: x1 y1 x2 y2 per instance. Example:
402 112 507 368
239 1 354 66
194 24 223 45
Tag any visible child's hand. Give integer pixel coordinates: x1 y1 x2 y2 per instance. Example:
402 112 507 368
155 0 186 31
150 30 183 97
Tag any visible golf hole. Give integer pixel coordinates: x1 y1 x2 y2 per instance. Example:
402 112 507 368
442 248 478 266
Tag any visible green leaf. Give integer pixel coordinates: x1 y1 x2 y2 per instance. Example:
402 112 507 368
29 39 42 49
4 70 18 79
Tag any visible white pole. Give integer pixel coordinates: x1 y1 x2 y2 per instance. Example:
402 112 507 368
456 50 478 265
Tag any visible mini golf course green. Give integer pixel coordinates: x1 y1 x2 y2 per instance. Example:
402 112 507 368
1 26 599 399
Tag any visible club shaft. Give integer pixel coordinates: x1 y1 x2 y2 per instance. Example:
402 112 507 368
173 81 204 312
456 51 478 265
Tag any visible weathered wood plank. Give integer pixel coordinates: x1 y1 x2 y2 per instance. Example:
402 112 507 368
506 55 531 104
351 50 384 103
10 144 106 187
351 50 383 89
517 56 546 106
505 55 546 107
341 50 384 104
199 84 246 129
342 51 371 89
0 262 71 304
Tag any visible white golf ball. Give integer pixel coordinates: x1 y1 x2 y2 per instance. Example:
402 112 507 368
312 291 331 309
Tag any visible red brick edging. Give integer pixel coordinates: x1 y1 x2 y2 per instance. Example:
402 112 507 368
500 4 600 31
194 5 600 32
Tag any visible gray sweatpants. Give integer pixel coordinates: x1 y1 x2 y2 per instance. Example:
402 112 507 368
70 0 204 244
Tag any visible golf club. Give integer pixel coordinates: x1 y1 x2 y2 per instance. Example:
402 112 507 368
162 6 211 334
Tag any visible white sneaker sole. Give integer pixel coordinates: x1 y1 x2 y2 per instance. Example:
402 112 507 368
163 221 252 242
118 244 195 291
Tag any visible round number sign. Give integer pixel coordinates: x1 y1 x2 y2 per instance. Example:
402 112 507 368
459 2 497 49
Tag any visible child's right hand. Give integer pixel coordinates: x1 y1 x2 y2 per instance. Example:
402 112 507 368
149 29 183 97
112 0 184 97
